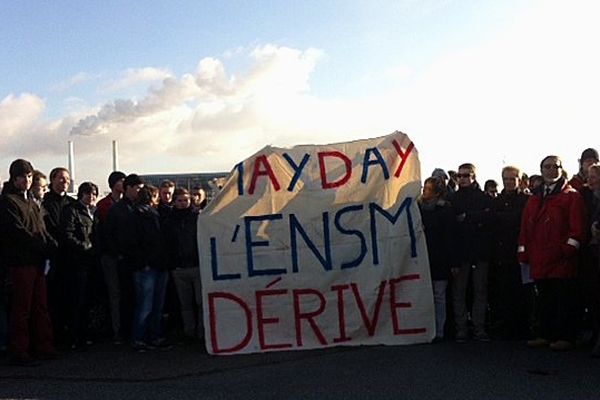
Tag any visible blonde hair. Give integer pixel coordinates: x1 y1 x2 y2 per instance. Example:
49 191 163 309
501 165 521 179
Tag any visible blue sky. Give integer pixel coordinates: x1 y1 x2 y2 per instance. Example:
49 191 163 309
1 0 599 190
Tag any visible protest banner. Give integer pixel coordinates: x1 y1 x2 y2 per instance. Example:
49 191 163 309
198 131 434 355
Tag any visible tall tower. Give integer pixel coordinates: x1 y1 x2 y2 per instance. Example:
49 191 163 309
68 140 75 193
112 140 119 172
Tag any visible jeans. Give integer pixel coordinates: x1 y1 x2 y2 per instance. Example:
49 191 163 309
432 280 448 339
171 268 203 338
132 267 168 343
452 261 489 336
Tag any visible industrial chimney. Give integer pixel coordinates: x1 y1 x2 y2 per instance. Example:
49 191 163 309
68 140 75 193
112 140 119 171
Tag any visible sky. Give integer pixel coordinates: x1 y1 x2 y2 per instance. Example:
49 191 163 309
1 0 600 192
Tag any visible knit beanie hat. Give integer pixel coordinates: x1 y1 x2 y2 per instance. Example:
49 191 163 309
431 168 449 180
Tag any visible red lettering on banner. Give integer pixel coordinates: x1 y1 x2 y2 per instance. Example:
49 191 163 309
208 292 253 354
256 289 293 350
331 284 352 343
351 281 387 336
318 151 352 189
392 140 414 178
248 155 281 195
389 274 426 335
293 289 327 346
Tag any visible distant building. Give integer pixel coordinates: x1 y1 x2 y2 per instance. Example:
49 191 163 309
140 172 229 201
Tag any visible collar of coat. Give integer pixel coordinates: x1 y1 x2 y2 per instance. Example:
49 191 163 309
533 177 575 198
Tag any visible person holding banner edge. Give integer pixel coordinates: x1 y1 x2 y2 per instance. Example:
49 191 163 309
419 176 456 340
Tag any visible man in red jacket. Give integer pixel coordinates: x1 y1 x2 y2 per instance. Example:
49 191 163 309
518 155 586 350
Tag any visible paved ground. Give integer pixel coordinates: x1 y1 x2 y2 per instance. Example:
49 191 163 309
1 339 599 400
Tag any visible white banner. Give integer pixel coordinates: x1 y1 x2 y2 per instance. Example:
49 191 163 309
198 131 434 355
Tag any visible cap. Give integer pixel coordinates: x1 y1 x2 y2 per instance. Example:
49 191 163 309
581 148 599 163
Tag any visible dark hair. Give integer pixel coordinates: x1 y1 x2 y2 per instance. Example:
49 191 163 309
108 171 126 189
77 181 98 200
160 179 175 189
49 167 69 181
9 159 34 181
423 176 445 197
137 184 158 205
32 170 46 183
540 155 562 170
123 173 144 189
458 163 476 175
484 179 498 191
173 187 190 201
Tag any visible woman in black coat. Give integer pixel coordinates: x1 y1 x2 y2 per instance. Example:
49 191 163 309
418 177 456 340
61 182 98 350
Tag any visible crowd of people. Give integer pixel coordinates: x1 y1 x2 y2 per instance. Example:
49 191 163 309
0 159 207 366
1 148 600 367
418 149 600 359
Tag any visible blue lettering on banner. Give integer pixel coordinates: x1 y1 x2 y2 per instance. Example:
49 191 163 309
283 153 311 192
208 199 418 280
361 148 390 184
334 204 367 269
369 197 416 265
290 212 332 273
245 214 286 277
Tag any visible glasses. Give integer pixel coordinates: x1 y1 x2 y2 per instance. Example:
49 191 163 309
456 173 472 178
542 164 562 170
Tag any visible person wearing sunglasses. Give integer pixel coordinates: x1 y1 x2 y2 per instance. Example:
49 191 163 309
449 163 493 343
518 155 586 351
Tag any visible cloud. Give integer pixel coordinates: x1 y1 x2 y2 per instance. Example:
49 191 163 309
104 67 173 92
0 93 80 183
68 45 325 153
49 72 97 92
4 3 600 191
0 93 45 142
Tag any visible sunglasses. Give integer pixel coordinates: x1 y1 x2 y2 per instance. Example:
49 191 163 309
456 173 472 178
542 164 562 170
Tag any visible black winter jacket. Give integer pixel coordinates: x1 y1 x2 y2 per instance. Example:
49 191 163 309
61 201 97 268
491 190 529 265
105 197 137 259
0 182 56 267
131 204 168 271
419 198 457 280
42 190 76 244
163 207 199 269
449 183 493 263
